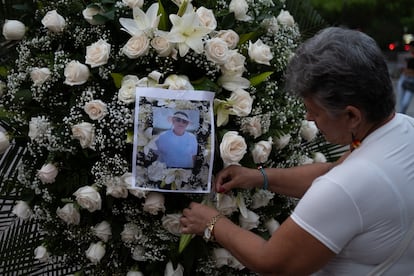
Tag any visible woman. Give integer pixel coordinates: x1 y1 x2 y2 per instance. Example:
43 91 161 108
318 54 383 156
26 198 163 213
180 27 414 275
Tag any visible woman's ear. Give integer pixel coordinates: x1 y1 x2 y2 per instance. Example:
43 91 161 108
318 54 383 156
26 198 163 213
344 105 362 129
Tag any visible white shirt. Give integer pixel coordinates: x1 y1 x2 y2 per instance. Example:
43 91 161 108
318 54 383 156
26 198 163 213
291 113 414 275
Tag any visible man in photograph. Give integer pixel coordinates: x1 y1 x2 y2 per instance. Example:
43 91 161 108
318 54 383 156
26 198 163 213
155 111 198 168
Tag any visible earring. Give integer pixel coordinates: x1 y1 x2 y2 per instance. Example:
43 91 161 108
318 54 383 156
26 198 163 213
350 133 361 151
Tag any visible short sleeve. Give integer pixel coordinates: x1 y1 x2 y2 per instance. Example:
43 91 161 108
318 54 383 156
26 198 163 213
291 177 363 253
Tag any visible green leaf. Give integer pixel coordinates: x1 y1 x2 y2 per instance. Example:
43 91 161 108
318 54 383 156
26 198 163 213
91 13 109 24
191 77 220 92
178 233 194 254
13 89 32 103
0 66 8 77
101 9 115 21
177 0 189 17
249 71 274 86
239 32 257 45
158 0 169 31
111 73 124 89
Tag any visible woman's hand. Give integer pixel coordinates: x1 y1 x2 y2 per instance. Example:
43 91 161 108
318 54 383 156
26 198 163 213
214 165 262 193
180 202 220 236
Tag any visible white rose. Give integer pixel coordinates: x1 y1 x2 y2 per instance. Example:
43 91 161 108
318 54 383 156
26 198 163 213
34 245 49 262
265 218 280 234
84 99 107 120
213 248 245 270
250 189 274 209
2 19 26 40
240 116 262 138
261 16 279 34
228 255 245 270
12 201 32 220
220 131 247 166
277 10 295 27
163 74 194 90
229 0 251 21
216 193 238 216
161 213 182 236
212 248 231 267
239 209 260 230
251 138 273 164
248 39 273 65
204 37 229 65
216 30 239 49
85 39 111 68
122 0 144 9
64 60 90 86
73 186 102 212
300 120 319 141
274 134 291 150
127 271 144 276
41 10 66 33
0 131 10 154
121 222 141 243
128 188 148 198
164 261 184 276
142 192 165 215
37 163 58 184
56 203 80 225
82 6 103 25
221 50 246 76
313 152 327 163
122 34 150 59
196 6 217 31
30 67 51 86
71 122 95 149
151 34 175 57
85 241 105 264
118 75 139 104
92 221 112 242
228 88 253 116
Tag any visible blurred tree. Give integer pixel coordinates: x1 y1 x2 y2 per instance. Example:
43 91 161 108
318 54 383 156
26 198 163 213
311 0 414 50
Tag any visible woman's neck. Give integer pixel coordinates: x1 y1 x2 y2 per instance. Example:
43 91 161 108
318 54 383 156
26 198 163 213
351 112 395 151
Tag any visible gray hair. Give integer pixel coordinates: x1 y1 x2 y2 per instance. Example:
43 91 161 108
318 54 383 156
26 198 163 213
285 27 395 122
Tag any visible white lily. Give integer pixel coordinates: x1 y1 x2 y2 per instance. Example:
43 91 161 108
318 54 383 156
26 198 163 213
167 10 211 57
164 169 192 190
236 192 248 218
214 98 231 127
218 74 250 92
119 3 160 36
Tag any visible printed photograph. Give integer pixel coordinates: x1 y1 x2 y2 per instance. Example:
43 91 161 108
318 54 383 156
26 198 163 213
132 87 215 193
